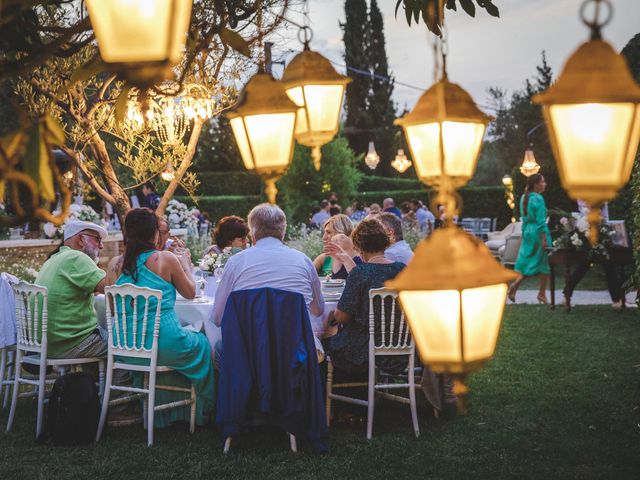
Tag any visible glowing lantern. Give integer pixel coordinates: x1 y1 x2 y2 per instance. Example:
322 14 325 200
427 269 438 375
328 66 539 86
228 72 297 204
86 0 192 83
391 149 412 173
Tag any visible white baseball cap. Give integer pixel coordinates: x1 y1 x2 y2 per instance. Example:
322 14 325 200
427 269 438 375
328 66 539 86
63 220 108 241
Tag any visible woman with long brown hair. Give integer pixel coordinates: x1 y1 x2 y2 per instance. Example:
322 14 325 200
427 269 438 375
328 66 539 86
508 173 552 304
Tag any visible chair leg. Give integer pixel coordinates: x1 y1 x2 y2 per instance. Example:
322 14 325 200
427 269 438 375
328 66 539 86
3 350 14 409
143 373 149 430
223 437 232 454
35 358 48 438
95 357 114 442
98 361 105 397
6 349 21 432
289 433 297 453
325 359 333 427
366 365 375 440
147 369 156 446
189 384 196 434
408 355 420 438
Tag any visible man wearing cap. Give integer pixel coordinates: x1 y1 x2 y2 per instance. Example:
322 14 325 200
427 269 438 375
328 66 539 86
35 220 109 359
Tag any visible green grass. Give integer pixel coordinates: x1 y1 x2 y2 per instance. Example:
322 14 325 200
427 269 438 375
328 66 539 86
519 265 609 290
1 305 639 479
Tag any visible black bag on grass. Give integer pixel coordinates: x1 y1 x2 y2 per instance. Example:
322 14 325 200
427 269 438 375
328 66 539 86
38 372 100 445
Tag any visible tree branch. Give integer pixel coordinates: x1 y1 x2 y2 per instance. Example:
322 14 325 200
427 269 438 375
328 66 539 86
58 144 115 204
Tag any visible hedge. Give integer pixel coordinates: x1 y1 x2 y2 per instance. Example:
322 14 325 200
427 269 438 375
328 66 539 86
358 175 423 192
175 194 260 224
177 171 262 197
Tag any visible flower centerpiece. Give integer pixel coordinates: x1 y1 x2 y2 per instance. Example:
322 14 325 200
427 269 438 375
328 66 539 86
166 199 200 236
43 204 107 238
199 247 233 276
552 212 617 260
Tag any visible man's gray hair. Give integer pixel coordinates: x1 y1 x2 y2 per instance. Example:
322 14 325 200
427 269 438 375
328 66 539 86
248 203 287 241
378 212 403 241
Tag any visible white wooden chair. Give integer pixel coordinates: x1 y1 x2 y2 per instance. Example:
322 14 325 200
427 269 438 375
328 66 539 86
1 346 16 409
96 284 197 447
6 282 105 438
326 287 420 440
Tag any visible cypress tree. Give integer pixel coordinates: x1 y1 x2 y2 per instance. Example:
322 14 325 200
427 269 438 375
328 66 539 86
341 0 371 159
367 0 397 176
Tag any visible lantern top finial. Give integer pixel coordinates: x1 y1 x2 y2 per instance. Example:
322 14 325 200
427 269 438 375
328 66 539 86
395 79 493 128
386 228 518 292
534 39 640 106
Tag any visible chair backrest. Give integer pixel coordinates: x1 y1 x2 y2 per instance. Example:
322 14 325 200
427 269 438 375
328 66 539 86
368 288 412 353
1 273 18 349
12 281 48 354
460 218 476 233
104 284 163 365
478 218 493 233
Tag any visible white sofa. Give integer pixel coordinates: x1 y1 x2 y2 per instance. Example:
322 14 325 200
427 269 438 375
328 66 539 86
485 222 522 258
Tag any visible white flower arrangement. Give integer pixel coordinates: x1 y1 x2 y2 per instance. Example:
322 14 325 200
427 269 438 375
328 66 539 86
166 199 200 236
43 204 107 238
199 247 232 274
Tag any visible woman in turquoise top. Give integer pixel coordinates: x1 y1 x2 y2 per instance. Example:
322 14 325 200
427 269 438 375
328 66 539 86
113 208 215 427
508 174 552 304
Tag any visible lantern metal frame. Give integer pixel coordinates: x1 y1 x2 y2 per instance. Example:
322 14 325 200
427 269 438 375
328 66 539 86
533 0 640 240
85 0 193 85
282 26 351 171
227 71 298 204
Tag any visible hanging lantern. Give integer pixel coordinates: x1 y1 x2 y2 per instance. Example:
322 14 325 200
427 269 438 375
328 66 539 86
179 84 215 121
391 148 412 173
86 0 193 83
386 227 518 410
282 34 351 171
533 0 640 240
395 79 492 188
161 160 175 181
364 141 380 170
519 146 541 177
228 72 297 204
152 96 188 145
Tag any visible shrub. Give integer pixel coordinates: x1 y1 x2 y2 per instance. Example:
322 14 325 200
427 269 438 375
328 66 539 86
278 137 363 224
285 225 324 260
178 171 262 197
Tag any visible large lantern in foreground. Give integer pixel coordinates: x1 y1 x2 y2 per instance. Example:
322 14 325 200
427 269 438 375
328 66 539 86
395 80 492 188
282 46 351 171
86 0 192 83
533 0 640 240
228 72 297 204
386 227 518 409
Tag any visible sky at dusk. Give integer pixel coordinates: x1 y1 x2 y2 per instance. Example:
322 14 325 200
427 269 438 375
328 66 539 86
270 0 640 113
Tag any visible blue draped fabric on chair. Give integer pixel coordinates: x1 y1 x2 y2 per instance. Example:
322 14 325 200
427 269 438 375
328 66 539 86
216 287 328 453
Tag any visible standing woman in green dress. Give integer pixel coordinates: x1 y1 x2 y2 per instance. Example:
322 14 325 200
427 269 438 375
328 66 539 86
508 174 552 304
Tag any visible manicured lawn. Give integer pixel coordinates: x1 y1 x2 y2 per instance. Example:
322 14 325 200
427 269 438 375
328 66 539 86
1 305 639 479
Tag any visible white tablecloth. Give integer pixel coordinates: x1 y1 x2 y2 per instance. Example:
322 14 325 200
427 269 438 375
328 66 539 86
94 294 221 356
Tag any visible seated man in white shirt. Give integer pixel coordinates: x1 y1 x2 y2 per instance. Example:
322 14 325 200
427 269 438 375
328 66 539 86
211 203 325 361
379 212 413 266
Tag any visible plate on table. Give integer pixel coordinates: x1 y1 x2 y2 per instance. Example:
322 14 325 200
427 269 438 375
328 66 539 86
322 279 345 289
323 291 342 301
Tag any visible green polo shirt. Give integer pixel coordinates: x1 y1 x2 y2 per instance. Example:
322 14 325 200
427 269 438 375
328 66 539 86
35 246 106 356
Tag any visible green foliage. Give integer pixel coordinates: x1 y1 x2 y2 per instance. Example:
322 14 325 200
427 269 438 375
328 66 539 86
367 0 397 177
359 175 424 191
342 0 372 157
285 225 324 260
174 194 260 225
177 171 261 196
192 116 245 173
488 52 574 216
622 32 640 289
278 137 363 224
395 0 499 32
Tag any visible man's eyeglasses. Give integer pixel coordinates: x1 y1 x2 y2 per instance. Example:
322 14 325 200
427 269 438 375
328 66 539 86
81 233 103 245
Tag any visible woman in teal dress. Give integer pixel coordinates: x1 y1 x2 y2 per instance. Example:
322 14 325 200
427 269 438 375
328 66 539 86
508 174 552 304
114 208 215 427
